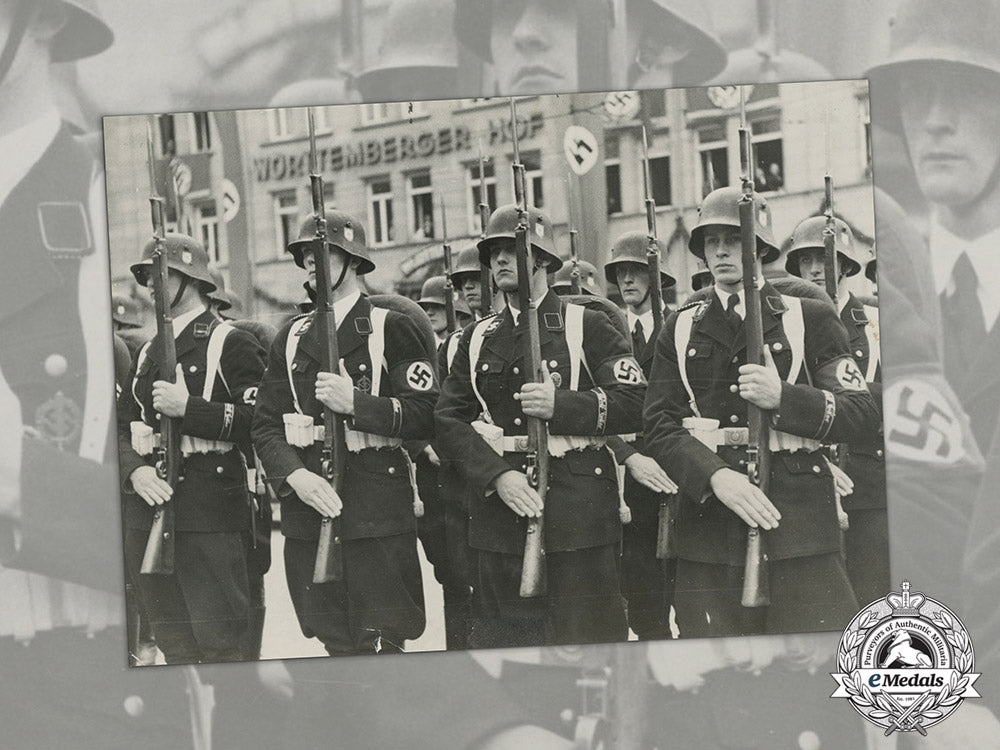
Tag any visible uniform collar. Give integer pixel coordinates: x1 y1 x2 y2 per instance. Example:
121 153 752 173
712 277 765 320
172 303 209 338
506 289 552 326
333 290 362 329
929 217 1000 329
626 308 656 342
0 107 61 210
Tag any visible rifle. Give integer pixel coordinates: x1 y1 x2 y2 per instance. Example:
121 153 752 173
140 121 180 575
738 88 771 608
440 197 458 333
566 170 582 295
510 97 547 598
823 118 839 306
308 107 346 584
477 139 494 314
639 126 673 561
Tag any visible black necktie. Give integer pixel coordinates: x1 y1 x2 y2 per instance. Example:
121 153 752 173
631 319 646 357
941 252 987 382
725 293 742 332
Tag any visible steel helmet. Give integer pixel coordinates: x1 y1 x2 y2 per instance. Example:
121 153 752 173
477 203 562 272
784 216 863 278
208 268 233 312
50 0 114 62
355 0 457 97
689 186 779 264
130 233 216 291
552 260 600 295
604 230 676 288
454 0 725 84
417 275 471 315
865 0 1000 133
287 210 375 275
691 258 713 291
111 294 142 329
449 245 481 285
866 256 877 284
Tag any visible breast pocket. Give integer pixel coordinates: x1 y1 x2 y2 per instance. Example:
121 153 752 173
763 333 793 381
474 356 508 401
684 340 715 387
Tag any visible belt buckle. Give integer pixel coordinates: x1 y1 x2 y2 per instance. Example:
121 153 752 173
724 427 747 446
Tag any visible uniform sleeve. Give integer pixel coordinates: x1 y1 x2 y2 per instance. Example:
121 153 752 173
251 323 308 494
116 347 148 490
181 328 265 443
350 311 438 440
435 325 515 491
548 309 646 436
643 312 729 504
771 300 882 443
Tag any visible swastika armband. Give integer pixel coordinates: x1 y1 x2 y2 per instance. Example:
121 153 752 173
835 358 868 391
612 357 643 384
404 361 435 391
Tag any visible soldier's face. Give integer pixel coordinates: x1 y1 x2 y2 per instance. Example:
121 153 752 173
460 275 482 311
796 248 827 288
303 246 351 291
490 0 578 94
145 268 186 306
614 262 650 309
701 226 743 288
489 242 520 292
899 64 1000 209
422 304 448 335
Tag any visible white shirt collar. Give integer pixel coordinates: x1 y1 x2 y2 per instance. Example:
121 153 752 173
0 108 61 210
713 278 765 320
506 292 548 326
626 309 656 343
172 304 209 338
332 290 362 328
929 217 1000 329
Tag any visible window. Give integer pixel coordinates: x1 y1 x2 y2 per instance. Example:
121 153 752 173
697 123 730 197
274 190 299 257
751 117 783 192
407 172 435 240
467 161 497 234
196 202 222 263
313 106 332 133
158 115 177 158
367 178 394 246
605 135 622 215
192 113 212 152
361 102 400 125
269 108 296 141
523 152 544 209
649 155 671 207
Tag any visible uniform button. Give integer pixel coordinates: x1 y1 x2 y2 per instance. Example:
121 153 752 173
123 695 145 718
594 467 603 476
388 466 396 475
772 342 783 352
481 363 489 371
549 360 558 368
513 417 522 426
688 348 697 357
729 415 739 424
797 730 821 750
189 365 198 374
876 449 883 458
44 353 68 377
216 466 224 474
291 362 298 371
855 350 864 358
811 465 821 474
359 363 367 372
512 366 520 375
729 384 739 393
732 356 739 364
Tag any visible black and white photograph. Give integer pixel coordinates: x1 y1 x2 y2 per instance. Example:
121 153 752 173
2 1 1000 748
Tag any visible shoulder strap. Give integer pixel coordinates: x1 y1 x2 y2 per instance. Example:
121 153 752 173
565 303 591 390
863 304 881 381
284 316 311 414
369 306 389 395
468 317 495 423
446 331 461 372
132 341 152 422
781 295 808 385
202 321 234 399
673 306 700 417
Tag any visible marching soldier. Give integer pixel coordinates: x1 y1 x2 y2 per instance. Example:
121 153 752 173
252 210 438 656
415 275 474 649
118 233 264 664
644 186 881 637
450 244 489 318
603 230 680 640
455 0 726 93
785 215 887 605
435 204 646 648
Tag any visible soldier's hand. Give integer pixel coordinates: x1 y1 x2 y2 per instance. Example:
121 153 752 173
315 361 355 415
424 444 441 467
493 470 544 518
826 458 854 496
709 467 781 529
151 364 190 418
286 468 342 518
515 361 555 420
835 493 849 531
130 465 174 507
737 345 782 410
624 454 678 494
